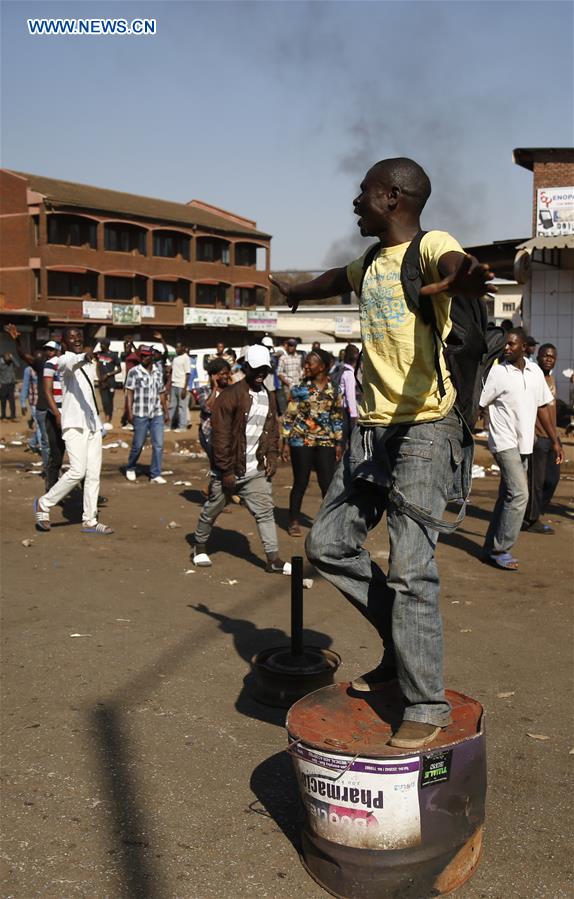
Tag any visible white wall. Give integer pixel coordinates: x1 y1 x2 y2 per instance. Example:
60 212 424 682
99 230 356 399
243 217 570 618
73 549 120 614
525 249 574 402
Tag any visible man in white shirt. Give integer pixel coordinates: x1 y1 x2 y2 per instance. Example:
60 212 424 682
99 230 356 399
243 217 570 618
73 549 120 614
168 342 191 431
479 327 562 570
33 327 113 535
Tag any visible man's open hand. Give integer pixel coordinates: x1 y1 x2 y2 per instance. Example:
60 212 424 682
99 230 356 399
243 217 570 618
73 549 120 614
4 323 20 340
420 254 496 299
222 473 236 494
269 275 299 313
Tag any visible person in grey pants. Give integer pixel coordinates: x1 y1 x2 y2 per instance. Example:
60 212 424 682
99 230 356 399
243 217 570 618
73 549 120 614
480 328 562 570
270 156 495 750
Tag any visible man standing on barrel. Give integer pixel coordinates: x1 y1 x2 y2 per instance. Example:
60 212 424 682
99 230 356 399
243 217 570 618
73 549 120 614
270 157 494 749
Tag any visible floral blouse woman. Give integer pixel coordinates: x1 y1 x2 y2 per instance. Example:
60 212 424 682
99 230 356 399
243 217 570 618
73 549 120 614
281 348 344 536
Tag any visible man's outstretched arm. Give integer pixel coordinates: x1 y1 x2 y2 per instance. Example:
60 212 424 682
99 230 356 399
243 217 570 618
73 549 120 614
422 253 496 299
269 267 351 313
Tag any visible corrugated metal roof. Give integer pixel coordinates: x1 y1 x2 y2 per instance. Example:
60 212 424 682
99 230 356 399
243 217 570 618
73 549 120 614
7 171 271 240
517 236 574 250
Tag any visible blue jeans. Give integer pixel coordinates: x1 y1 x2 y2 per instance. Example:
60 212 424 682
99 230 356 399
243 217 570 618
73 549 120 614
483 448 528 556
126 415 164 479
305 409 467 727
34 409 51 471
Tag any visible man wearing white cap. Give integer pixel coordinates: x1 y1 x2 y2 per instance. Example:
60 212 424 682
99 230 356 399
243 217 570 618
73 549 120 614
191 344 287 572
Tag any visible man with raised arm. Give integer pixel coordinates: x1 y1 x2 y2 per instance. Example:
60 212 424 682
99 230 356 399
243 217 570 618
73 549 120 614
31 327 113 536
270 157 494 749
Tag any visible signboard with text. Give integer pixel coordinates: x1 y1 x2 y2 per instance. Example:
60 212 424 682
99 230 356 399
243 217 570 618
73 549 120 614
247 308 278 331
536 187 574 237
183 308 248 328
140 305 156 319
82 301 113 321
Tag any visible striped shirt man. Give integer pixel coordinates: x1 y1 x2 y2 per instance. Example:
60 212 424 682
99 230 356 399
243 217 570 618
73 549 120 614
43 359 63 408
244 388 269 476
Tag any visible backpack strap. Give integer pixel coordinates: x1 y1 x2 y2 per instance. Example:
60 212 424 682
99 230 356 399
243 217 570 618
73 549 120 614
399 230 447 400
358 242 382 296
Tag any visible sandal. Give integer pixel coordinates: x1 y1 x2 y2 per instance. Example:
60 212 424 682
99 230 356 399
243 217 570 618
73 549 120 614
33 498 50 531
82 523 114 536
484 552 518 571
288 522 301 537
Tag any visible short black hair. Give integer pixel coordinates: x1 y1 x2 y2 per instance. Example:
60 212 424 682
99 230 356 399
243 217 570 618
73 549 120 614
538 343 557 355
344 343 360 364
207 358 231 376
508 326 527 342
373 157 432 213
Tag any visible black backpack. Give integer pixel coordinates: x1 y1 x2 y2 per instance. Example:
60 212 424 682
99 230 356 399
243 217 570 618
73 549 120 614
359 230 505 429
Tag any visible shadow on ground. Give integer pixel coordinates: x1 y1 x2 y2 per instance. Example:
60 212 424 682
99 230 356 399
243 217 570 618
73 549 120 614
188 602 333 727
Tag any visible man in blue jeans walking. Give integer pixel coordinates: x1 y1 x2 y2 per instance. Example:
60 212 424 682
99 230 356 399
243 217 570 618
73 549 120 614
270 157 497 749
124 345 169 484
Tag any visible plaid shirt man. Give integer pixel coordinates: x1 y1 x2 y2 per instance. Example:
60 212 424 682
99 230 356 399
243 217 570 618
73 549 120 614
277 351 303 388
124 364 164 417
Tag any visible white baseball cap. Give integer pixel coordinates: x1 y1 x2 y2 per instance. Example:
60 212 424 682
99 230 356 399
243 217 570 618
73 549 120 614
261 336 274 347
245 345 271 369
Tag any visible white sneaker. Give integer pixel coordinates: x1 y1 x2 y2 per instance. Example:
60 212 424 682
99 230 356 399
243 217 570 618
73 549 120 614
193 549 212 567
126 470 136 482
150 476 167 484
122 424 134 431
103 422 114 431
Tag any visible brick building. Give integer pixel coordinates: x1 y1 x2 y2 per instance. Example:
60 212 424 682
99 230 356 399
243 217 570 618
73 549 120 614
512 148 574 401
0 170 272 348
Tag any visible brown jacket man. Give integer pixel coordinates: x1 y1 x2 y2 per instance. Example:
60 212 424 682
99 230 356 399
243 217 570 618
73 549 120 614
211 378 279 480
191 345 286 573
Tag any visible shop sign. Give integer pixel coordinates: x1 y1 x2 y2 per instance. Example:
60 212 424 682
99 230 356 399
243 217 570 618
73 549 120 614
112 304 142 325
247 308 278 331
141 305 156 319
82 301 113 320
536 187 574 237
183 308 248 327
335 316 358 337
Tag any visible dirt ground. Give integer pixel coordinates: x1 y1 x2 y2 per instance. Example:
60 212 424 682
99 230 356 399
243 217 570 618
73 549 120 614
1 409 573 899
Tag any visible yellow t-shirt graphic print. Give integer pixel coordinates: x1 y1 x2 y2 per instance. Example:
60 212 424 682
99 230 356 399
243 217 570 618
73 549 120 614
347 230 463 426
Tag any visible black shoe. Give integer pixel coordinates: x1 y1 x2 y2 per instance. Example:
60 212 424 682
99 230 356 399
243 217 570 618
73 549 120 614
97 495 108 507
522 520 554 534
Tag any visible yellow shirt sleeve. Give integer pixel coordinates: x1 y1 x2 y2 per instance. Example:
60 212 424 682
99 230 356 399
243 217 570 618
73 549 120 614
420 231 465 282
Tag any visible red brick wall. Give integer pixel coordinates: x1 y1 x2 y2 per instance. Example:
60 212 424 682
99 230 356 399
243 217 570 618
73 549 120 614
0 171 33 308
531 162 574 234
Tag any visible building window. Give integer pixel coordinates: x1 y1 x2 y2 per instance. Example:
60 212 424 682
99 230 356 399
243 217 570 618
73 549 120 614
104 223 147 255
235 243 256 267
152 280 190 303
152 231 190 260
48 215 97 248
196 283 227 306
31 216 39 245
48 271 98 298
502 302 515 312
234 287 256 307
196 237 230 264
33 270 40 301
105 276 135 300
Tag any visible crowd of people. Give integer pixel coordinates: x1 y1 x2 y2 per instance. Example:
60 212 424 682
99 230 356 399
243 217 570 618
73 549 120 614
2 156 571 751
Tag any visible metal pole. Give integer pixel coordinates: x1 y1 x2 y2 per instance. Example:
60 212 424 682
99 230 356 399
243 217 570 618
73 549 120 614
291 556 304 657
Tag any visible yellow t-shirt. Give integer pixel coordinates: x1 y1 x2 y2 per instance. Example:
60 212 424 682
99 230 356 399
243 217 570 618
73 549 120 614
347 230 463 426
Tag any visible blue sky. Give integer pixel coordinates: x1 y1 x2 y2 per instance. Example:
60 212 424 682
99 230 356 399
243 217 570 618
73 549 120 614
2 0 572 269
